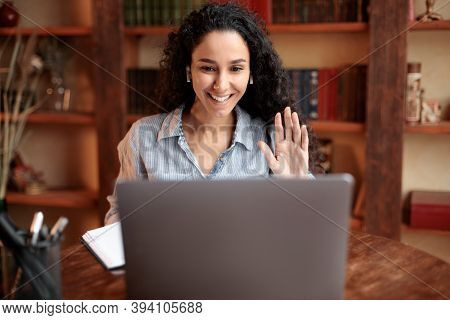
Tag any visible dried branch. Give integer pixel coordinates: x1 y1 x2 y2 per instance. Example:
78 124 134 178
0 34 43 198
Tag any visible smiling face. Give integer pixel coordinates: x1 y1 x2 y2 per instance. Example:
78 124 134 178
189 31 251 120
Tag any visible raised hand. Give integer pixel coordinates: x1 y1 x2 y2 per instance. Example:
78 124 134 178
258 107 309 177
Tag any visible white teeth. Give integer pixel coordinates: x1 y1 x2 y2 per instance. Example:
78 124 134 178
209 93 231 102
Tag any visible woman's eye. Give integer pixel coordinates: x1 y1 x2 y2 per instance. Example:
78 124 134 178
200 66 215 72
231 66 243 72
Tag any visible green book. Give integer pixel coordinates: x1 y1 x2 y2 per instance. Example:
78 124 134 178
184 0 193 17
167 0 175 25
173 0 181 25
143 0 152 25
160 0 169 25
124 0 136 26
153 0 161 25
289 0 295 23
135 0 144 26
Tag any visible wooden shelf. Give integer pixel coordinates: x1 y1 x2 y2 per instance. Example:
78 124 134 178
404 122 450 134
0 112 95 125
401 224 450 236
268 22 368 33
311 120 365 133
125 26 174 35
127 114 145 125
6 189 98 208
128 115 365 133
409 20 450 31
0 26 92 36
125 22 368 36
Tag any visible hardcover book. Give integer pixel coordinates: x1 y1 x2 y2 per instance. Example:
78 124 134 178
410 191 450 230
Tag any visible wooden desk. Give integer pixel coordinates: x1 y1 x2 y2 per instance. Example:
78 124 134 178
61 232 450 299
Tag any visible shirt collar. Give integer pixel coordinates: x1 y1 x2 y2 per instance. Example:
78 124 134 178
157 105 184 141
233 105 254 151
157 104 254 151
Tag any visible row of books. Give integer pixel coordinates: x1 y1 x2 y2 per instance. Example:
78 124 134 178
127 66 367 122
124 0 209 26
123 0 368 26
127 68 160 115
287 65 367 122
273 0 369 24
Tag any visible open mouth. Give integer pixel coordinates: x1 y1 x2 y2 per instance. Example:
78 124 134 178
207 93 234 103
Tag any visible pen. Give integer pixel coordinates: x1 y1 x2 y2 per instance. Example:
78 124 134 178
40 224 49 241
50 217 69 241
29 211 44 246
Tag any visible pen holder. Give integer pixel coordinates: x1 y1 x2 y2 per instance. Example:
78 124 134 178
13 231 61 300
0 213 62 299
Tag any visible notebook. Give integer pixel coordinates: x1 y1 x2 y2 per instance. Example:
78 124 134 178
81 222 124 270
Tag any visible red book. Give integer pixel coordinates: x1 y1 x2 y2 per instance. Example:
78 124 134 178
324 70 331 120
252 0 273 24
328 69 338 121
318 69 329 120
410 191 450 230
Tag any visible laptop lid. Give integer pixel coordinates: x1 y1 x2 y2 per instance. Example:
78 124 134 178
117 174 354 299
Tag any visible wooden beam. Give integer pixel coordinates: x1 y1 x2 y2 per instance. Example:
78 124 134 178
92 0 127 223
365 0 408 239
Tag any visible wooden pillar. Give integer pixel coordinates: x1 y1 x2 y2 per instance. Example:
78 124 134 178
92 0 127 222
364 0 408 239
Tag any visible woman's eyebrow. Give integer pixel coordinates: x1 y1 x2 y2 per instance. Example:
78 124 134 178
197 58 247 64
230 59 247 64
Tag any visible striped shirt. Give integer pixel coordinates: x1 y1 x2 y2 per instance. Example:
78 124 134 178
105 104 312 224
105 105 274 224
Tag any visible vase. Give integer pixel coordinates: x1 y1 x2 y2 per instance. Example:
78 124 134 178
0 198 61 299
0 198 6 212
0 1 19 28
0 198 10 297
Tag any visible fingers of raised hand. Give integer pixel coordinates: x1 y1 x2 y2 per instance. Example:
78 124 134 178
284 107 293 141
276 107 309 151
257 141 279 171
292 111 302 144
301 123 309 151
274 112 284 144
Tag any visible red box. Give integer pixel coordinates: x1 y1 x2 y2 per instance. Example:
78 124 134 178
410 191 450 230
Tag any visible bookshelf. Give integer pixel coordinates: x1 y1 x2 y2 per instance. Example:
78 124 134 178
128 114 365 133
267 22 368 33
124 22 368 36
6 189 97 208
409 20 450 30
0 112 95 125
402 3 450 231
311 121 364 133
128 116 449 135
124 26 173 35
405 122 450 134
0 26 92 36
1 1 98 212
101 0 406 239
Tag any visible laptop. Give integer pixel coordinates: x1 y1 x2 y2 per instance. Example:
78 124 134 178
117 174 354 299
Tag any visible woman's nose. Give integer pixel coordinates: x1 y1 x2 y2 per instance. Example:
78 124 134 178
213 73 230 91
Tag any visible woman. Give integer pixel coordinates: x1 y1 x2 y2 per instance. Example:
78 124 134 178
105 3 320 224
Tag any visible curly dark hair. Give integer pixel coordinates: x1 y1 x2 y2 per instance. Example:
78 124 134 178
156 2 322 173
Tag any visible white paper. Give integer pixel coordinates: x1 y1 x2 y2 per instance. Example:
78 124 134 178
81 222 124 269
